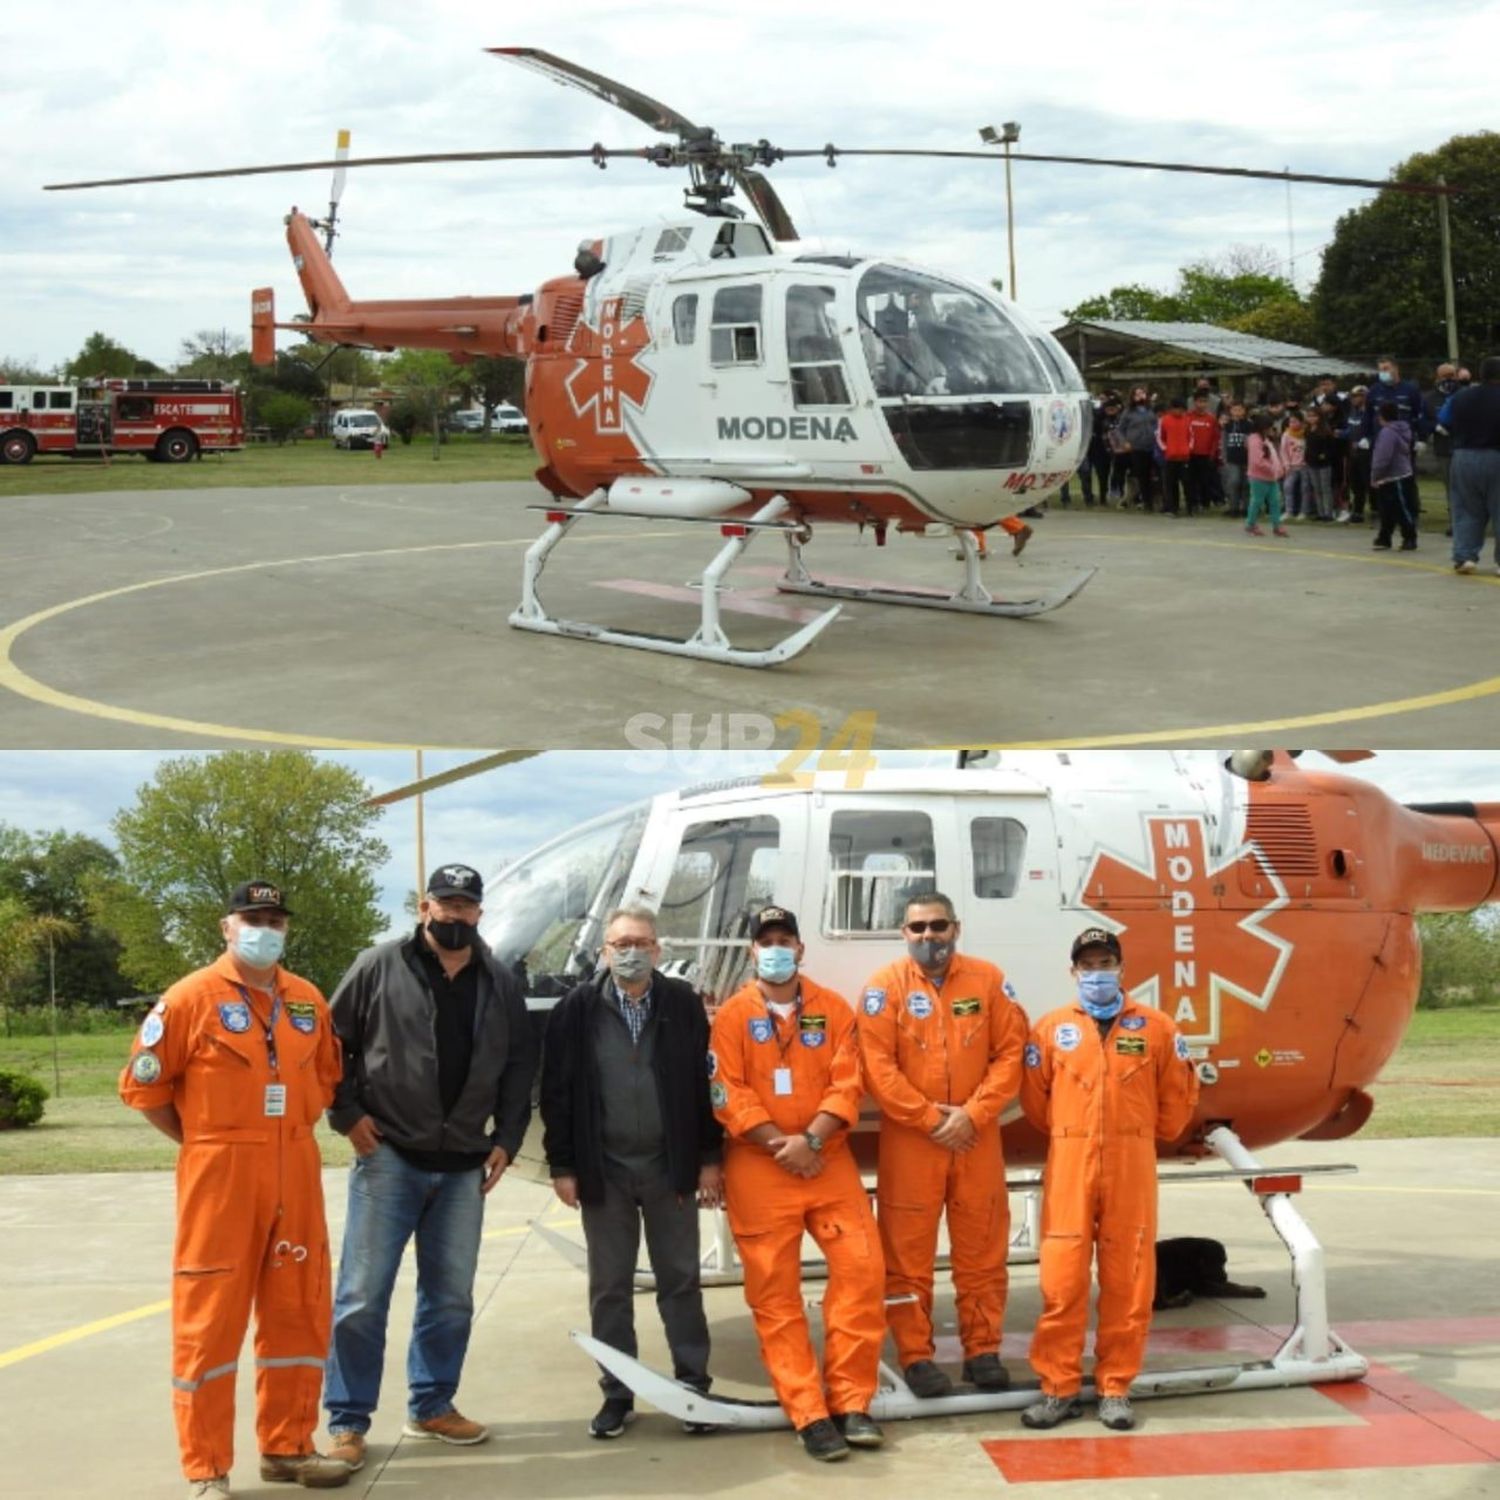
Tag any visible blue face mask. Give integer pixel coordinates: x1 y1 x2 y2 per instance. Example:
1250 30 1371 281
235 924 285 968
1076 968 1123 1019
756 945 798 984
1378 370 1394 384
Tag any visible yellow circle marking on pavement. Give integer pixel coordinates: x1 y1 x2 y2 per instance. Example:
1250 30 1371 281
0 531 685 750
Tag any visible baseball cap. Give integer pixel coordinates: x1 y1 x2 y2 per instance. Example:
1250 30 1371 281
228 880 291 916
1071 926 1122 963
750 905 799 941
428 864 484 901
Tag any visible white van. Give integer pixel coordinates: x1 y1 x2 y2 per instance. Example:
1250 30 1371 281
331 409 389 449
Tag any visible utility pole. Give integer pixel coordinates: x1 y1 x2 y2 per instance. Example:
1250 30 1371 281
979 122 1022 299
49 929 60 1098
1437 175 1460 362
414 749 426 899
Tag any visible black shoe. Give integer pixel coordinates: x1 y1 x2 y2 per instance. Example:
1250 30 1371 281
833 1411 884 1448
961 1353 1011 1391
1400 540 1418 551
589 1396 634 1439
1372 540 1392 549
799 1418 850 1462
902 1360 953 1399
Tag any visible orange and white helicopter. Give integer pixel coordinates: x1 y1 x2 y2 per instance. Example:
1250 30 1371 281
46 48 1456 669
370 746 1499 1426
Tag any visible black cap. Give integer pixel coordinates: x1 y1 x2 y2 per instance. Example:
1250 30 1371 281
1071 925 1122 963
427 863 483 901
228 880 291 916
751 905 799 940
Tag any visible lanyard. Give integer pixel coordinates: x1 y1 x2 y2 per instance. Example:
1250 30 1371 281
235 983 283 1076
761 985 803 1063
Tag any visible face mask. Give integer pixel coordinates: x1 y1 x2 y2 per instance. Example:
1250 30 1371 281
907 937 954 971
609 947 652 984
755 945 798 984
427 918 476 952
235 925 285 967
1076 969 1123 1018
1378 370 1394 384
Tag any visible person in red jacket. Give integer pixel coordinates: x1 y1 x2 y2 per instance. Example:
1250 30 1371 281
1155 397 1192 516
1185 391 1222 515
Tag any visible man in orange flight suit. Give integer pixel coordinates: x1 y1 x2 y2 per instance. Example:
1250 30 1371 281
858 891 1027 1398
710 906 887 1463
1020 926 1200 1432
120 881 350 1497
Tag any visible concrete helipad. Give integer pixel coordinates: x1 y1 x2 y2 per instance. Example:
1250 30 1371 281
1 483 1498 749
2 1137 1497 1498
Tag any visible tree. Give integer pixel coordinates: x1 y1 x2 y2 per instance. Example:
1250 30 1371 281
283 342 383 397
386 349 461 458
464 356 527 434
1417 911 1500 1007
0 899 76 1036
1061 283 1184 323
1227 299 1319 347
177 329 250 382
258 392 313 444
0 827 128 1007
1313 132 1500 363
1061 245 1302 330
0 357 55 384
90 752 390 995
63 332 161 381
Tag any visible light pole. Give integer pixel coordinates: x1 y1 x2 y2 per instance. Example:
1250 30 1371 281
980 122 1022 299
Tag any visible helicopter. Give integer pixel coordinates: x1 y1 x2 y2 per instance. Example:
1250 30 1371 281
368 746 1499 1427
45 48 1457 670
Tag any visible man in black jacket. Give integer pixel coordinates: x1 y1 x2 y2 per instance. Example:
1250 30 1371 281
541 906 723 1440
322 864 534 1472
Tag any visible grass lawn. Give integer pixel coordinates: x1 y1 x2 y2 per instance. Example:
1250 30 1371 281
0 433 539 498
2 1007 1495 1176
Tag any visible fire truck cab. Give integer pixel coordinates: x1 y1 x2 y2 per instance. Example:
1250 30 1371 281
0 378 244 465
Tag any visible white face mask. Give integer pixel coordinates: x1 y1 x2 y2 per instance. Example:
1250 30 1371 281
235 925 285 967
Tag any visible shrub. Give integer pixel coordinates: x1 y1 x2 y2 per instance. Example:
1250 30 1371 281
4 1005 138 1037
0 1069 48 1129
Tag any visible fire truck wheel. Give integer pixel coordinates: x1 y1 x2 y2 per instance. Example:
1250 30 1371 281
155 430 198 464
1 432 36 465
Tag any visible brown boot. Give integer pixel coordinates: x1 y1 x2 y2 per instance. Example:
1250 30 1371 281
258 1451 352 1488
1011 523 1034 556
325 1431 366 1471
402 1408 489 1445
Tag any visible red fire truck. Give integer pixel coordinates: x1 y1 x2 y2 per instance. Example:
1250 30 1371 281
0 378 244 464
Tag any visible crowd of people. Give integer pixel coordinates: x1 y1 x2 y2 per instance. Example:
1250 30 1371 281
120 874 1199 1493
1056 356 1500 572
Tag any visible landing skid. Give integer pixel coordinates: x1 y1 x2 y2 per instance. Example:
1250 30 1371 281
560 1124 1366 1430
777 525 1097 618
508 490 840 668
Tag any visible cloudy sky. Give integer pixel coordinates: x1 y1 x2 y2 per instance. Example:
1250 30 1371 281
2 750 1498 939
4 0 1496 371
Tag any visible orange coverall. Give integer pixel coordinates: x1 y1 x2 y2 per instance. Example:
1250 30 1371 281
710 976 886 1429
857 954 1027 1365
120 952 342 1480
1019 999 1199 1397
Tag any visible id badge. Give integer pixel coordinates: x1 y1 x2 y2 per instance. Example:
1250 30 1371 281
773 1067 793 1097
264 1083 287 1118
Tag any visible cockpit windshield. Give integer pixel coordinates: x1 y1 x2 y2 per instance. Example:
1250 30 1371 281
857 265 1050 398
480 804 649 995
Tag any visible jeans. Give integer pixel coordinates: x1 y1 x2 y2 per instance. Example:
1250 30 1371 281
1221 464 1249 515
1282 467 1308 516
324 1144 485 1432
1451 448 1500 564
1305 464 1334 519
1247 478 1283 529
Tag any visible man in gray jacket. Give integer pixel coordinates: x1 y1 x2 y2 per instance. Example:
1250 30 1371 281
321 864 534 1472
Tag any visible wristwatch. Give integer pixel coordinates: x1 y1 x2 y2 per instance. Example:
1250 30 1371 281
803 1131 824 1153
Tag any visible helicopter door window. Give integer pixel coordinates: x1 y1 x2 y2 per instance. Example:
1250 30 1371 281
970 818 1028 899
672 294 698 346
824 810 937 935
786 285 851 408
710 285 763 367
657 815 780 1004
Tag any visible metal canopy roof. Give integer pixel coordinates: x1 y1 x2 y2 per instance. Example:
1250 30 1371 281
1052 319 1371 379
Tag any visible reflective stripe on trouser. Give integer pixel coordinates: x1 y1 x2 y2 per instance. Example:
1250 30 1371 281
1028 1133 1157 1398
877 1120 1008 1365
725 1148 886 1430
171 1134 331 1479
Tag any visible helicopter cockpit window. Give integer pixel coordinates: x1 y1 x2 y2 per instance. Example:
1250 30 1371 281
657 815 780 1004
857 266 1049 399
1030 329 1088 392
710 285 763 367
480 804 649 997
970 817 1028 899
711 222 773 259
786 285 851 408
824 810 937 936
672 294 698 346
654 227 693 258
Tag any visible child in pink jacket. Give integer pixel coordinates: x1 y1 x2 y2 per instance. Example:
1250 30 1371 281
1280 415 1308 519
1246 412 1290 536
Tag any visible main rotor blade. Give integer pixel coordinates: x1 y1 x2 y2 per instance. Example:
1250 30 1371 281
364 750 539 809
781 146 1458 197
736 167 798 241
489 46 703 139
45 146 647 191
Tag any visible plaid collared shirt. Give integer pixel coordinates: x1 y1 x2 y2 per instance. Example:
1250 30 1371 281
613 978 654 1046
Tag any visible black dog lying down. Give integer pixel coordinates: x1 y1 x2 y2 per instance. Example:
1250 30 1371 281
1154 1237 1267 1310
